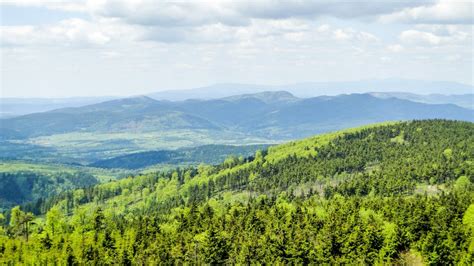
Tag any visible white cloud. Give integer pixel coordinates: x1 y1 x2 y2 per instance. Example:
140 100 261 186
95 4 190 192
333 29 351 40
2 0 469 48
400 30 444 45
332 28 379 42
1 14 381 48
2 0 441 25
228 0 430 21
386 44 404 52
1 18 140 47
380 0 473 24
399 26 470 46
1 0 472 97
317 24 330 33
88 0 248 27
1 0 88 12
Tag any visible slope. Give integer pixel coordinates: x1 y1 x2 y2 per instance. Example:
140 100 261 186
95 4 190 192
241 93 474 138
90 144 271 169
0 96 220 138
2 120 473 264
0 161 114 211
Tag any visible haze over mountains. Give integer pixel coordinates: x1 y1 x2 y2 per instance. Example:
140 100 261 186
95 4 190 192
1 79 472 118
3 91 473 139
368 92 473 109
149 79 474 101
0 97 116 118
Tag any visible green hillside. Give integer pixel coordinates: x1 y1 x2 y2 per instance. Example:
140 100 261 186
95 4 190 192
1 120 473 264
0 161 134 211
90 144 271 169
0 145 269 210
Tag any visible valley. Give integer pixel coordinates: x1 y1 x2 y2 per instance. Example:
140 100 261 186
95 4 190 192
2 92 473 164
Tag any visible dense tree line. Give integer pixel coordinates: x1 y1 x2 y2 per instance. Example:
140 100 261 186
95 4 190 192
0 171 98 211
0 120 473 264
90 144 269 169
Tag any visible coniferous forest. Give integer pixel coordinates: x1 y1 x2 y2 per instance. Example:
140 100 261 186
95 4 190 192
0 120 473 264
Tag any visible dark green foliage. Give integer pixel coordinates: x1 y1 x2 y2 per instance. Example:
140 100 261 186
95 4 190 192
0 171 98 210
90 144 270 169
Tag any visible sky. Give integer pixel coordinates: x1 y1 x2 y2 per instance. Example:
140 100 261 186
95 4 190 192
0 0 473 98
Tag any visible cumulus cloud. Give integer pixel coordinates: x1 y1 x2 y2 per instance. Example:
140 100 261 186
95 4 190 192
380 0 473 24
332 28 379 42
0 18 141 47
1 0 88 12
1 0 472 94
142 23 240 43
399 26 470 46
2 0 470 47
386 44 404 52
232 0 431 20
88 0 247 27
85 0 457 31
2 0 441 26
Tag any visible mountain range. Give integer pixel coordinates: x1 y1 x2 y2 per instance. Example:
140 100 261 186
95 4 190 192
1 91 473 163
368 92 473 109
2 91 473 141
1 79 472 118
149 79 474 100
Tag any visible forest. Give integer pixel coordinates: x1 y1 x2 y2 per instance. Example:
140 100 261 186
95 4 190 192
0 120 473 264
0 144 268 210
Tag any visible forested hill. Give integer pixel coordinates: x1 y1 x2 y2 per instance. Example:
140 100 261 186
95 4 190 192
1 120 473 264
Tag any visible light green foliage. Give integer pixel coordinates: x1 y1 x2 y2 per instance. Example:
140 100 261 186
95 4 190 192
46 206 65 236
464 204 474 230
443 148 453 159
0 160 135 210
463 204 474 259
266 121 397 162
454 176 471 191
390 130 407 144
9 206 34 241
0 213 5 235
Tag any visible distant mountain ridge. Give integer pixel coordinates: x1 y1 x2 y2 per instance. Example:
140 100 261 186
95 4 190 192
2 91 473 142
0 96 116 118
369 92 473 109
149 79 473 100
2 79 472 117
